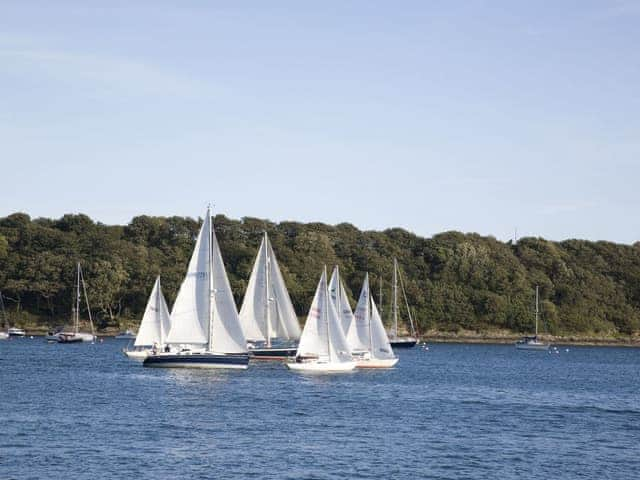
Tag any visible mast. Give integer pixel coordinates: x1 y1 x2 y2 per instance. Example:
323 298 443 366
79 265 95 337
208 206 215 350
335 265 341 333
324 266 332 361
535 285 539 336
0 290 6 329
367 274 373 353
75 262 81 334
264 232 272 348
157 277 164 344
393 258 398 337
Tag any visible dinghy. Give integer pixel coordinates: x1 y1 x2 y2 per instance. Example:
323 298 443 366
143 207 249 369
57 263 96 343
240 232 301 360
124 277 171 360
287 267 355 373
350 273 398 368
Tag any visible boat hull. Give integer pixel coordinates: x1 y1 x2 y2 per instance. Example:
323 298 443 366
58 332 95 343
515 342 550 351
286 360 356 373
249 347 297 360
356 357 399 368
0 332 8 340
124 349 149 360
7 328 26 337
389 337 418 348
143 352 249 369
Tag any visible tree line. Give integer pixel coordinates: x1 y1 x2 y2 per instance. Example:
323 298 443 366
1 212 639 337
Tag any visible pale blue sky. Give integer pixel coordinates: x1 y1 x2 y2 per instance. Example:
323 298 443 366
1 1 639 243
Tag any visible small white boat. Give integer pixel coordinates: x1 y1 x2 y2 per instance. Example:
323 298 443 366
58 263 96 343
115 329 137 340
515 286 550 351
287 267 356 373
0 332 8 340
7 327 26 337
123 276 172 360
349 273 398 368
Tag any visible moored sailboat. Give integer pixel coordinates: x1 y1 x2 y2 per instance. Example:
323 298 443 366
515 285 550 351
239 232 301 360
387 259 418 348
124 276 171 360
143 207 249 369
57 263 96 343
350 273 398 368
287 267 355 373
0 292 9 340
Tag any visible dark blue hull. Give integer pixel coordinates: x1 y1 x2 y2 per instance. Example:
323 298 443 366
249 347 297 360
143 352 249 369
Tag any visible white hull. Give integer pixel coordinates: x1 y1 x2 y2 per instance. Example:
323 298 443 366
58 331 96 342
124 349 149 360
287 360 356 373
356 357 399 368
515 342 550 351
0 332 8 340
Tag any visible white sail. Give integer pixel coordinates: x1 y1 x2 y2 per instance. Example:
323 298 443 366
328 266 354 334
238 236 268 342
165 213 210 345
348 273 372 352
239 234 301 342
209 225 247 354
266 239 301 339
134 276 172 347
296 270 329 358
297 268 352 363
369 297 396 360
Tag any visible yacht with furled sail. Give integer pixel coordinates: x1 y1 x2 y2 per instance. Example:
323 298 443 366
143 207 249 369
349 273 398 368
287 266 355 373
0 291 9 340
387 258 419 348
515 285 550 351
124 276 171 360
239 232 301 360
57 263 96 343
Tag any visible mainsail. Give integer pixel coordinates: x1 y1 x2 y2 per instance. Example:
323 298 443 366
134 276 171 347
328 266 355 335
166 208 247 353
348 273 373 352
239 233 301 343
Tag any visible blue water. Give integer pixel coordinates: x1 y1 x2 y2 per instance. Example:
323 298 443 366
1 340 638 479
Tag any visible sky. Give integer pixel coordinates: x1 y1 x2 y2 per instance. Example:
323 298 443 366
1 1 639 243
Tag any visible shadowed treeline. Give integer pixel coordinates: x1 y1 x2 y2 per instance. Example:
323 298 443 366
0 212 639 337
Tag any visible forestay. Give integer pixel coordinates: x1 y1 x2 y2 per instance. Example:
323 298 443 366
134 276 171 347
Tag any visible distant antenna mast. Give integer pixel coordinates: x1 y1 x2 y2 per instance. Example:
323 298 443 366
514 227 518 244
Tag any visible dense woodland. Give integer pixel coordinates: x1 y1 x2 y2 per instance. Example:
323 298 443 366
1 212 639 338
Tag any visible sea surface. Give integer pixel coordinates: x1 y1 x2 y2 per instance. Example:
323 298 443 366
0 339 638 479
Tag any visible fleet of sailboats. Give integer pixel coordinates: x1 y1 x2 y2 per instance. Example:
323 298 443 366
239 232 301 359
143 207 249 369
287 267 356 373
124 276 171 360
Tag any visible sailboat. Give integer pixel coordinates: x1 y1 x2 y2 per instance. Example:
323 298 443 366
387 259 418 348
239 232 301 360
124 276 171 360
143 207 249 369
349 273 398 368
0 291 9 340
328 266 355 337
515 285 550 351
287 267 356 373
57 263 96 343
